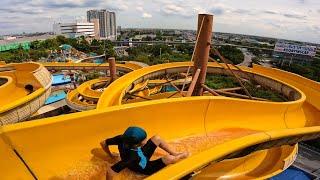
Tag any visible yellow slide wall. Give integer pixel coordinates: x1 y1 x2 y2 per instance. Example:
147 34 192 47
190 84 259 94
0 62 319 179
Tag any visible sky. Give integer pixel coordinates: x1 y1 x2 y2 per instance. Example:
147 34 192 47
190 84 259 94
0 0 319 43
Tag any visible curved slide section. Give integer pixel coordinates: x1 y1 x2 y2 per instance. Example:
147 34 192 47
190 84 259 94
41 61 144 72
0 63 52 125
66 78 109 111
96 62 320 179
63 61 146 111
0 62 319 179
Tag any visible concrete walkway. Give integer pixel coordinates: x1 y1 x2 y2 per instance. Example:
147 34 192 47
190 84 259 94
294 144 320 178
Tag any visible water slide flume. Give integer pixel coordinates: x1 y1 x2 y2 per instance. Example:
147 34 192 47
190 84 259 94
57 61 146 111
1 61 319 179
97 61 320 179
41 61 146 72
0 62 52 125
1 13 320 179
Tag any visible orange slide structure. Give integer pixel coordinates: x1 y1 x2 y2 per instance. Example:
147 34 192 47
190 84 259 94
0 62 319 179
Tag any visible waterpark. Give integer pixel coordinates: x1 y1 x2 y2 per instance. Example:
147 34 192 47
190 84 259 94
0 14 319 179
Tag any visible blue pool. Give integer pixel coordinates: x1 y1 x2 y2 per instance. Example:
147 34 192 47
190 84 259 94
93 58 104 64
52 74 71 86
163 85 176 92
45 90 67 105
270 167 311 180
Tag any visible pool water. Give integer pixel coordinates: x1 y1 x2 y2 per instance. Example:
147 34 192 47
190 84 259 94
45 90 67 105
52 74 71 86
94 58 104 64
270 167 311 180
163 85 176 92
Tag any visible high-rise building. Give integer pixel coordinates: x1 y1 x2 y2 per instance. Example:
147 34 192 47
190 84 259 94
87 10 116 40
53 22 95 38
117 26 122 36
91 19 100 39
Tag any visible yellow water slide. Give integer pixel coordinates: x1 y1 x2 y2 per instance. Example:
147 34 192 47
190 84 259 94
0 62 52 125
41 61 146 72
66 78 109 111
0 62 319 179
60 61 146 111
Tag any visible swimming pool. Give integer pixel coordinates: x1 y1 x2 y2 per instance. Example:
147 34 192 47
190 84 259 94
270 167 311 180
93 58 104 64
52 74 71 86
45 90 67 105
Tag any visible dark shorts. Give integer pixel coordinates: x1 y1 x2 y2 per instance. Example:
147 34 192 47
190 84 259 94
129 139 166 175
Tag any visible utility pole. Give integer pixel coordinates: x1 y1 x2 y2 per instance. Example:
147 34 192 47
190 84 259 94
192 14 214 96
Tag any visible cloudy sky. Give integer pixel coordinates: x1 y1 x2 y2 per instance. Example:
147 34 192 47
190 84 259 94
0 0 319 43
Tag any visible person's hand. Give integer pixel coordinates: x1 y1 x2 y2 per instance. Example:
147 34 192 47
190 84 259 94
109 153 119 159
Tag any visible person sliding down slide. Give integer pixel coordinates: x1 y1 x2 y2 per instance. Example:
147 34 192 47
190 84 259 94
100 126 189 179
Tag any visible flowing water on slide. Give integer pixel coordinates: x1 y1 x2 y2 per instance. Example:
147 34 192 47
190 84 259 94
54 128 258 180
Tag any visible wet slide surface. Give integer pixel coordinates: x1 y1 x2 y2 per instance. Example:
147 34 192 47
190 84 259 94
0 62 319 179
55 128 257 179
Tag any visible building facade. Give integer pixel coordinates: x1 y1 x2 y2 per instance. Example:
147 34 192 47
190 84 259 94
273 41 317 65
53 22 95 38
87 9 116 40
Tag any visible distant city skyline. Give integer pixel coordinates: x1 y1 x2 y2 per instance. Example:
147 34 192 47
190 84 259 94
0 0 319 44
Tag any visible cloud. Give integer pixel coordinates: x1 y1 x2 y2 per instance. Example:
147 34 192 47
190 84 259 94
266 22 282 28
142 12 152 18
135 6 152 18
232 9 254 15
106 1 129 11
283 13 306 19
0 7 43 15
263 10 277 15
30 0 102 9
160 3 193 18
0 22 18 29
209 6 225 15
162 4 184 14
311 25 320 32
136 6 144 12
0 0 319 43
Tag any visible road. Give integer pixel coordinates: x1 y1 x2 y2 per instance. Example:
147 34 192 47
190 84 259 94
238 48 273 68
238 48 253 66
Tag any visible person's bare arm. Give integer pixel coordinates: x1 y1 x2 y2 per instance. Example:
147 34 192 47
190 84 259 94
100 140 117 159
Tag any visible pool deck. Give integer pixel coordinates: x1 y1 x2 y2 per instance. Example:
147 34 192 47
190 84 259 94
293 144 320 178
36 99 67 115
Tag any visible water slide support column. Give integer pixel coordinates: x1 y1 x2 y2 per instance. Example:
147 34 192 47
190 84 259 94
192 14 213 96
108 57 117 82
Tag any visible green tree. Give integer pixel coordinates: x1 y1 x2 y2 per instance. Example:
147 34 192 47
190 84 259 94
176 44 193 55
56 35 68 45
75 36 90 53
29 49 49 60
104 40 116 59
41 38 59 49
211 46 244 64
151 44 172 57
30 40 41 49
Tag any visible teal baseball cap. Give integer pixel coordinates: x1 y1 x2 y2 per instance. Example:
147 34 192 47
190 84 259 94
123 126 147 144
